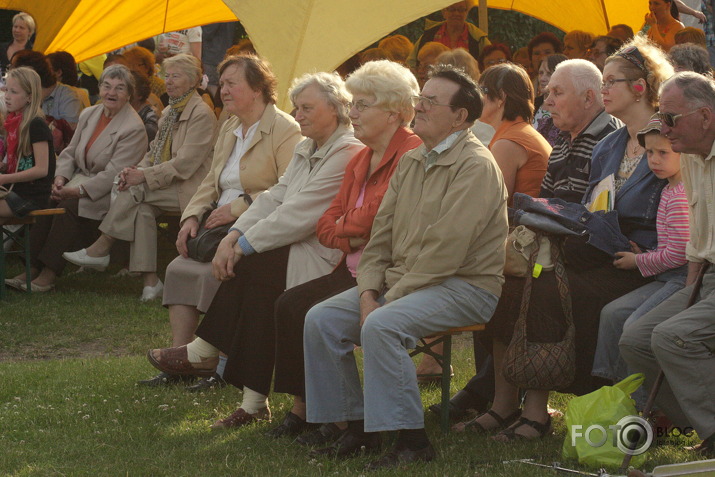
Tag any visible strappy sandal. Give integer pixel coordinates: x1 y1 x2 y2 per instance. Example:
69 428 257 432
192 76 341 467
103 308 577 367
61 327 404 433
452 408 521 434
492 416 552 442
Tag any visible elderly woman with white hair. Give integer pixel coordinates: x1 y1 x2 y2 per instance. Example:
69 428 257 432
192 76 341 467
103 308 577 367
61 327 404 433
147 71 363 430
0 12 35 78
266 60 422 440
63 54 217 300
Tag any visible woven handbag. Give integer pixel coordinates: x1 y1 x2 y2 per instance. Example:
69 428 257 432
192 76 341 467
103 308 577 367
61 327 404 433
502 232 576 391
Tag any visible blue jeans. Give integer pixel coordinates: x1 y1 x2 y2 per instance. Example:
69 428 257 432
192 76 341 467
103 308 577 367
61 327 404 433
303 278 498 432
592 266 687 390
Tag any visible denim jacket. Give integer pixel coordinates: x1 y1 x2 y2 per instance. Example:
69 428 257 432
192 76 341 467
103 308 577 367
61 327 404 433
510 193 631 256
584 127 666 251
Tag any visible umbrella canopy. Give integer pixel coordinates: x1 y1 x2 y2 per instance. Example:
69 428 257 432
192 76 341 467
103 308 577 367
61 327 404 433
1 0 647 107
486 0 646 35
232 0 646 107
0 0 238 62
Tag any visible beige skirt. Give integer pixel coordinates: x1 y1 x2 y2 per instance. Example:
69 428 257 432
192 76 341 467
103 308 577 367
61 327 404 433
162 255 221 313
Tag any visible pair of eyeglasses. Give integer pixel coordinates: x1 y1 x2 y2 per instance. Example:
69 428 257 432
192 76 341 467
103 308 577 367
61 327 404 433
601 78 630 90
656 109 701 127
347 100 374 112
411 95 453 110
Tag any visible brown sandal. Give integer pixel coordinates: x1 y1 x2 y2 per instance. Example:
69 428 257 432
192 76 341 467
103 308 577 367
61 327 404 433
146 346 217 378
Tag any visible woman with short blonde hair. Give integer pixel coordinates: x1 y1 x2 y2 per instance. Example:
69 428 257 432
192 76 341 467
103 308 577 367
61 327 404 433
1 12 35 77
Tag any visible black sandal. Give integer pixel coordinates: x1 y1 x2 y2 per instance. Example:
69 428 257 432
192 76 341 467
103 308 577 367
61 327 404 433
453 408 521 434
492 416 552 442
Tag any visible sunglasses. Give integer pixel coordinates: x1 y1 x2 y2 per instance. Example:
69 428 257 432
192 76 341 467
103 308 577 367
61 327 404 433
656 108 702 128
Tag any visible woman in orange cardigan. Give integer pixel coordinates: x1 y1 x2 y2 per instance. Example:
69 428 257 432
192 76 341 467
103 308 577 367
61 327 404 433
265 60 422 441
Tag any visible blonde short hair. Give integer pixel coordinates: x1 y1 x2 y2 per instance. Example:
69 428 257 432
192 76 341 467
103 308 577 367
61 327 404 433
162 54 202 88
345 59 419 125
13 12 35 36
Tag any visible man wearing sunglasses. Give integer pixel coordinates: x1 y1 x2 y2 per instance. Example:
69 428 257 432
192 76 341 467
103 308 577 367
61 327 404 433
620 71 715 457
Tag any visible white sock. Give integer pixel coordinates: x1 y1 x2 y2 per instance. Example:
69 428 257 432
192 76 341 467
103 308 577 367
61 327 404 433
185 338 219 363
240 387 268 414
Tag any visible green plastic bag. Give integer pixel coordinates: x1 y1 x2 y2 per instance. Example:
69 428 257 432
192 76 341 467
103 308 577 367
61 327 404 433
562 373 649 468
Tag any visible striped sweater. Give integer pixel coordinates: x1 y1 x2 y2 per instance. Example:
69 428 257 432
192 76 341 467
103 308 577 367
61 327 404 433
635 182 689 277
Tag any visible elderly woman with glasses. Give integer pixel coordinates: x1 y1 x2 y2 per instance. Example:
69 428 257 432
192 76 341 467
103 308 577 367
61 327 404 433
265 60 421 440
63 54 217 300
6 65 148 292
147 71 363 430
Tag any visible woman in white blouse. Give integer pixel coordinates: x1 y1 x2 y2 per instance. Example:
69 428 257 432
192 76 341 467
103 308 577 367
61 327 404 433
139 54 302 386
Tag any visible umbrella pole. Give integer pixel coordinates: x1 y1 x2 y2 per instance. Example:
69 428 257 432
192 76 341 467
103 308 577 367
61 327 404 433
618 263 709 473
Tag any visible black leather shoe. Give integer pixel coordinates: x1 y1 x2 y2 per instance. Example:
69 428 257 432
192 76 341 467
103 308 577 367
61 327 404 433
309 429 381 458
185 373 227 392
365 442 436 471
295 422 343 447
265 411 317 438
137 372 195 387
428 389 487 421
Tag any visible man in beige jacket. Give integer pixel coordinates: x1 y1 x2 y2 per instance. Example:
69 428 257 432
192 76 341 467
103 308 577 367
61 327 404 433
303 65 508 470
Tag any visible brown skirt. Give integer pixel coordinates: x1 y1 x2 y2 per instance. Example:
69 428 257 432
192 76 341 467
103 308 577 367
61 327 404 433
162 255 221 313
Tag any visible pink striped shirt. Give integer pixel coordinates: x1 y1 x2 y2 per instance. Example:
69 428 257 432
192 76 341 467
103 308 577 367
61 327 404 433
635 182 689 277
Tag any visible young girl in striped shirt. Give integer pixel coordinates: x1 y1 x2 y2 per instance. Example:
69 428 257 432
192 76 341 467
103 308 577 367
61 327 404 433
592 116 689 391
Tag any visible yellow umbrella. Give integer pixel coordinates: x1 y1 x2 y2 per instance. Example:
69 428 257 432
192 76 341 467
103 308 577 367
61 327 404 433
231 0 647 108
485 0 646 35
1 0 647 108
0 0 238 62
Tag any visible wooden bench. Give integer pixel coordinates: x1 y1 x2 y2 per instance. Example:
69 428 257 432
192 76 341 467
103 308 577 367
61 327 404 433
410 323 486 432
1 208 65 299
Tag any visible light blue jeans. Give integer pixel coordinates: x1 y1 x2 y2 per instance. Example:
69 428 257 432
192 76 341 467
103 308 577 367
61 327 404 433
303 278 498 433
592 266 687 389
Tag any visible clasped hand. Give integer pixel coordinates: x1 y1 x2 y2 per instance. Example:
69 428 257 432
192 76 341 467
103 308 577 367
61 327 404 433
212 231 243 281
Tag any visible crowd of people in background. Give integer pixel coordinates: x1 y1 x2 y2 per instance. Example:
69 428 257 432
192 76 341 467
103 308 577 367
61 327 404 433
1 0 714 469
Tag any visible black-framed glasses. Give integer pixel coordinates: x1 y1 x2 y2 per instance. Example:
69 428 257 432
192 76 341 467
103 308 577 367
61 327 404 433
601 78 630 90
656 109 702 127
347 100 374 112
411 95 453 110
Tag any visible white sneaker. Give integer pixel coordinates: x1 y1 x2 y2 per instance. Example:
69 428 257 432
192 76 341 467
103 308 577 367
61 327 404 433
140 279 164 302
62 249 110 271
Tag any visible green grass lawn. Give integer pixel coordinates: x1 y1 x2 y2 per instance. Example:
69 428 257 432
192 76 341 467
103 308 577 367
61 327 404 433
0 253 709 476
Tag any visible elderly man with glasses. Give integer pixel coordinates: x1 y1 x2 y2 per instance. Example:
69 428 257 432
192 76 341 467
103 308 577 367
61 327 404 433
620 71 715 457
302 64 508 470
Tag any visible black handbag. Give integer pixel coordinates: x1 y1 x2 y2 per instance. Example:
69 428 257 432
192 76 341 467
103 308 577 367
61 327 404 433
186 221 232 263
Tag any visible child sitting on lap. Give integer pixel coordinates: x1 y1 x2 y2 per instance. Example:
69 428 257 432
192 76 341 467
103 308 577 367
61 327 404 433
592 115 689 401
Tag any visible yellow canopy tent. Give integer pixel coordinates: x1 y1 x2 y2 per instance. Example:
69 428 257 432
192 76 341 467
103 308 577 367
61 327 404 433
232 0 646 107
1 0 647 107
0 0 238 61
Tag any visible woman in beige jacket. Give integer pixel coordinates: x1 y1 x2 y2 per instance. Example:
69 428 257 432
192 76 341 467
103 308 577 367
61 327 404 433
139 55 302 387
63 54 217 300
7 65 147 292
